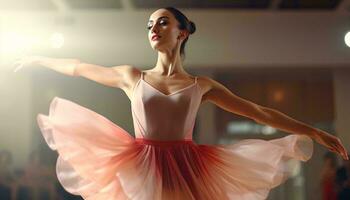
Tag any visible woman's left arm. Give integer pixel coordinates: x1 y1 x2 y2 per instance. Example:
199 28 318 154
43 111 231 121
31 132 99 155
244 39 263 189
202 76 349 160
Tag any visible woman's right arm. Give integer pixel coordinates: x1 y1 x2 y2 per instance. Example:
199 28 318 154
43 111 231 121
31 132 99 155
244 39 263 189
14 56 135 89
72 61 134 89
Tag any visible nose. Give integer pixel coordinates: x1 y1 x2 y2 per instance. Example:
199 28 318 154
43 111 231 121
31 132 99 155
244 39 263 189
150 23 159 34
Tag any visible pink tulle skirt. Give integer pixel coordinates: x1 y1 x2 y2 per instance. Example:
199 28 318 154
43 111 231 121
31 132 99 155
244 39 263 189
37 97 313 200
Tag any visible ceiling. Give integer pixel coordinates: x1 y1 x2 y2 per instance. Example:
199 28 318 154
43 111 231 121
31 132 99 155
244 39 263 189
0 0 348 11
1 0 349 68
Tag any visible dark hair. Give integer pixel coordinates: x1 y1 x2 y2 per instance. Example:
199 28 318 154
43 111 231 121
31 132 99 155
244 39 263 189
164 7 196 60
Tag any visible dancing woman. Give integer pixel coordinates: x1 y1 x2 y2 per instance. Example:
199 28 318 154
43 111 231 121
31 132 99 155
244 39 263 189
14 7 348 200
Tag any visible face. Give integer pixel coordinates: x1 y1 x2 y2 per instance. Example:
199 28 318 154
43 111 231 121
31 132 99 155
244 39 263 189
147 9 188 53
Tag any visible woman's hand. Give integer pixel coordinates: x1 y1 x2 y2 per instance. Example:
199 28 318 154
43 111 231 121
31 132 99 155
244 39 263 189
312 129 349 160
13 55 42 72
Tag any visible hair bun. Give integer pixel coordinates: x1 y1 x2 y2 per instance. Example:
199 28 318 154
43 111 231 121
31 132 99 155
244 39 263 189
188 21 196 35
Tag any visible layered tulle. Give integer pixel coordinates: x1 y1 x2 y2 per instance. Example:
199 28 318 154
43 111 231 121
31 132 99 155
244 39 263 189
37 97 313 200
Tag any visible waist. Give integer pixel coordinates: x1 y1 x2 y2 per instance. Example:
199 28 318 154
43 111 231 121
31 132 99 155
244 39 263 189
135 137 194 146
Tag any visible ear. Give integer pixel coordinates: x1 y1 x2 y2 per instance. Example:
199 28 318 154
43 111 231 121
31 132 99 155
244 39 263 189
178 30 189 40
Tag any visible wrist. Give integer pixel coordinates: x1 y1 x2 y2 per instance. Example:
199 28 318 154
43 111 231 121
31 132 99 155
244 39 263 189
72 60 80 76
310 128 322 139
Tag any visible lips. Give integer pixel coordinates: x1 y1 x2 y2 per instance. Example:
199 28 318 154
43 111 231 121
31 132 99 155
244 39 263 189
151 35 161 41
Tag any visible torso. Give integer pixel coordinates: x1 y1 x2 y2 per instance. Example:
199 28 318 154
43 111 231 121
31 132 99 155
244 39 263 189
123 68 211 106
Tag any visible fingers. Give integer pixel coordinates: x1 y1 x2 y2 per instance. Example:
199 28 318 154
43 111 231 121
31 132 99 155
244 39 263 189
338 141 349 160
316 131 349 160
324 138 345 160
14 64 23 73
12 56 31 72
333 138 349 160
13 60 24 72
337 141 348 160
12 57 23 72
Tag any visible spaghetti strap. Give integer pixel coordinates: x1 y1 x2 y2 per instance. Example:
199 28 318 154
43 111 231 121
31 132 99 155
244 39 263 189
130 71 144 100
194 76 197 83
141 71 144 80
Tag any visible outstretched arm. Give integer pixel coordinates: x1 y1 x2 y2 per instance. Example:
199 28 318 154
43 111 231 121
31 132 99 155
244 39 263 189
13 56 134 89
202 76 349 160
14 56 79 76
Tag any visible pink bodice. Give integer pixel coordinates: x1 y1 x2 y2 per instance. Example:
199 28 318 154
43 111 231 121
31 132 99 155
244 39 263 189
131 71 202 141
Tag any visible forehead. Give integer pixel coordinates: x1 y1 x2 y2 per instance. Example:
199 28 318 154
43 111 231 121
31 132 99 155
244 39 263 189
149 9 174 21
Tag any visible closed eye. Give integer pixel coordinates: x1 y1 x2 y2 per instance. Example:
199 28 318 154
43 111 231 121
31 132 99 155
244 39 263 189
147 20 168 30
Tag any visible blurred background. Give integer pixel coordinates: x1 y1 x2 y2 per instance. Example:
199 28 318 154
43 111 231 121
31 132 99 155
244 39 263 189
1 0 350 199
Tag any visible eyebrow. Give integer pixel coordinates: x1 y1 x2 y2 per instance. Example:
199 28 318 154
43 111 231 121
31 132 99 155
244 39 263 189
148 16 169 23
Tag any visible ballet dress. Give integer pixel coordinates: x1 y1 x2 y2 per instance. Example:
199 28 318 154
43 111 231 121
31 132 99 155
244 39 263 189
37 71 313 200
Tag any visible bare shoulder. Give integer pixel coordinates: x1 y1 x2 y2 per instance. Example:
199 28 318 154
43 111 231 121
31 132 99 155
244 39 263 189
196 75 230 103
196 75 216 102
113 65 142 100
111 65 140 85
111 64 138 76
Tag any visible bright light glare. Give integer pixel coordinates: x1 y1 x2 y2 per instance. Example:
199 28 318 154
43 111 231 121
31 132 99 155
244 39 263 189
50 32 65 49
0 32 41 55
345 31 350 48
0 31 65 57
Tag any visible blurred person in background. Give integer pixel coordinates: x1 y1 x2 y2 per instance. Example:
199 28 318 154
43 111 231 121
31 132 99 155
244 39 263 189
335 151 350 200
0 150 15 200
15 150 56 200
321 151 338 200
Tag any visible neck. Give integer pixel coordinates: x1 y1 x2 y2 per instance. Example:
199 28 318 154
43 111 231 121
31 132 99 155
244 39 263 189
153 49 185 77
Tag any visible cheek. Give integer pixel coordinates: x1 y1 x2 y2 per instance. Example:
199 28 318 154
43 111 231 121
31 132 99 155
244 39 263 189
170 28 179 38
164 29 179 44
162 26 178 37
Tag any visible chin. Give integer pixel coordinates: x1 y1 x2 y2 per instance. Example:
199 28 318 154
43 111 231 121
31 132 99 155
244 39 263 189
151 44 165 52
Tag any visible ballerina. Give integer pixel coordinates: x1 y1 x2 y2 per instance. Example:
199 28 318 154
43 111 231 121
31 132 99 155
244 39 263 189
14 6 348 200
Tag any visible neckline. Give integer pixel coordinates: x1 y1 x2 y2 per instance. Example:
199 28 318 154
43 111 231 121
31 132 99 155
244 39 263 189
140 71 197 97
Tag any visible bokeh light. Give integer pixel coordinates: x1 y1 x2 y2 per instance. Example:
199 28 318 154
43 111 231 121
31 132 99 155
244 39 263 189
344 31 350 48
